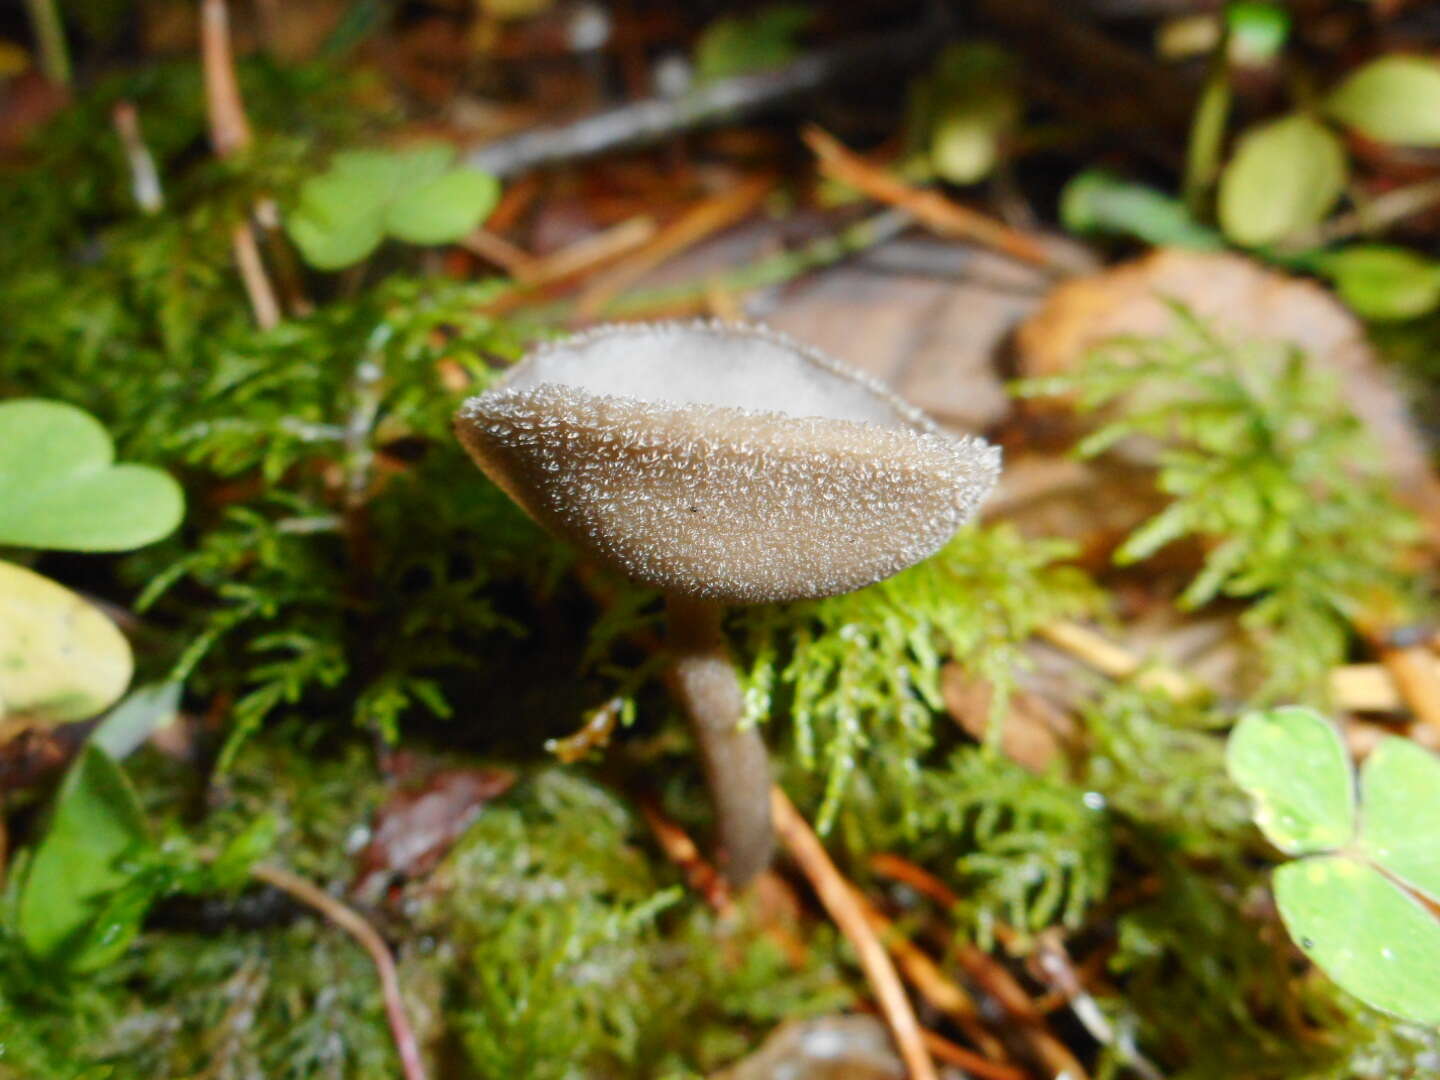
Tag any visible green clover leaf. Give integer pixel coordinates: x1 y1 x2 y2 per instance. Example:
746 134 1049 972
0 399 183 552
1359 735 1440 904
287 143 501 270
1227 706 1355 854
1228 706 1440 1024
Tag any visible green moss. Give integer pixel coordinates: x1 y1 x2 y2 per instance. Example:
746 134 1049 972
739 523 1101 827
1018 304 1425 699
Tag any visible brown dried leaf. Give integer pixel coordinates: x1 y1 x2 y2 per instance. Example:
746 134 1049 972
353 766 515 897
941 663 1076 772
1015 249 1440 539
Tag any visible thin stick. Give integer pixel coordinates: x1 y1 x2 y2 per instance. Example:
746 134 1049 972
463 22 940 178
577 176 774 317
518 216 656 286
771 787 937 1080
1035 930 1162 1080
638 796 735 916
231 222 282 330
201 0 253 158
919 1029 1030 1080
1316 177 1440 244
804 127 1058 270
249 863 427 1080
201 0 283 330
1038 620 1199 700
112 103 164 214
1375 644 1440 734
665 596 774 887
857 897 1011 1062
868 853 1090 1080
460 229 541 278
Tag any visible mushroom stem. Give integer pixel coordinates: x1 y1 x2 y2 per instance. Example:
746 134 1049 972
665 594 774 887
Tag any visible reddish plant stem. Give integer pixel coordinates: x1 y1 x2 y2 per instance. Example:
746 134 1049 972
249 863 427 1080
200 0 252 157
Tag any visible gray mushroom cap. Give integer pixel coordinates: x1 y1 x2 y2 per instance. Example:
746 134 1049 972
455 321 1001 605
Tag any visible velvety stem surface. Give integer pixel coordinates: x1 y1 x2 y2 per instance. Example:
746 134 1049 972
665 594 774 887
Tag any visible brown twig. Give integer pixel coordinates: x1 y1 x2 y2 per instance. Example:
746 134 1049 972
520 216 656 286
638 796 735 916
249 863 427 1080
200 0 252 158
576 175 775 317
856 897 1011 1063
920 1029 1031 1080
1374 643 1440 734
200 0 283 330
1038 620 1199 700
771 787 937 1080
803 127 1059 270
463 22 941 178
868 854 1090 1080
112 102 163 214
460 228 542 278
230 221 282 330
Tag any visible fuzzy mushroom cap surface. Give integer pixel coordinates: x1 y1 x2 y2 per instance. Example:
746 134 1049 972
455 321 1001 604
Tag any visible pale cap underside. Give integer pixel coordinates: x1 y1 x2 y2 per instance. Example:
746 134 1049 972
455 322 1001 605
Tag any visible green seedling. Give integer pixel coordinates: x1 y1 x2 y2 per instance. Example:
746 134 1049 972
693 3 812 83
15 740 279 974
918 43 1021 186
1228 706 1440 1023
1225 2 1290 67
1326 55 1440 148
1312 246 1440 322
1217 113 1346 247
286 143 501 271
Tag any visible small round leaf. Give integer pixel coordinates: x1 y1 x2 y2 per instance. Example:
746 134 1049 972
1317 246 1440 321
385 168 501 246
0 560 134 723
1217 114 1347 246
0 399 183 551
1359 736 1440 904
1275 855 1440 1025
390 142 457 182
1327 55 1440 147
1227 706 1355 855
285 169 390 271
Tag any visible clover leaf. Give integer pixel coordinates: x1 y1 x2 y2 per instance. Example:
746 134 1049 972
0 399 183 552
287 143 500 270
1227 706 1440 1024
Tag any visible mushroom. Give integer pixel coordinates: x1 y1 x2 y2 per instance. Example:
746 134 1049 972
455 321 1000 885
